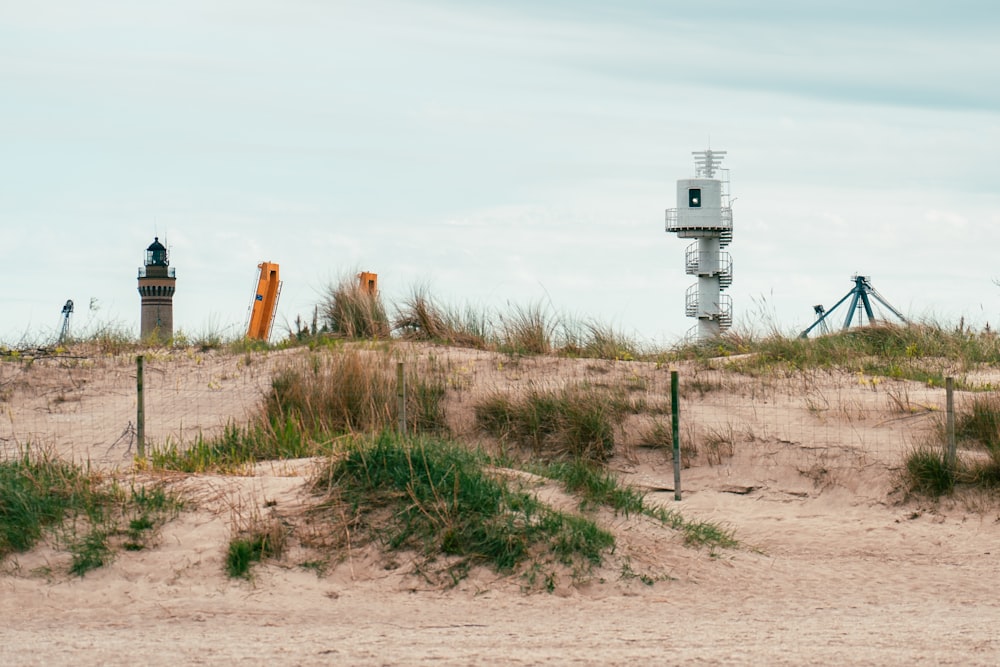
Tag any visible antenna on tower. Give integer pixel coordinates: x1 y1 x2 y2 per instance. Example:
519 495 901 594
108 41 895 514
693 149 727 178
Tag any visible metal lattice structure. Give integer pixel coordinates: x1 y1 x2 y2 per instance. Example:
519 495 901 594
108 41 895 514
58 299 74 344
800 275 908 338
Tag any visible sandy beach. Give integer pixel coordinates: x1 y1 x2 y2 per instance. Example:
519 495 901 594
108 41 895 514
2 344 998 665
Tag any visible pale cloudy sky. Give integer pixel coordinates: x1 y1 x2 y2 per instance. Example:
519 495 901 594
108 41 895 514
2 1 998 344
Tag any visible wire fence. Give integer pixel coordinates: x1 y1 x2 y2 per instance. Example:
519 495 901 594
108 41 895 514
0 347 963 477
660 367 948 479
0 351 287 467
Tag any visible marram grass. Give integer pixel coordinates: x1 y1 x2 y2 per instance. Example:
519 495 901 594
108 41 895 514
313 432 615 579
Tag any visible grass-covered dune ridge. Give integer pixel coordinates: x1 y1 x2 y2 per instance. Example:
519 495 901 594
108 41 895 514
5 299 1000 588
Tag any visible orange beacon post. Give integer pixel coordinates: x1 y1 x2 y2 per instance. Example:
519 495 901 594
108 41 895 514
247 262 281 341
358 271 378 295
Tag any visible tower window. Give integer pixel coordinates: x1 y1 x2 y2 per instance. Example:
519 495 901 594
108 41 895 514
688 188 702 208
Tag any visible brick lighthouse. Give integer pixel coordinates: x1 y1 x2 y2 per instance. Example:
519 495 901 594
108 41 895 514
137 237 176 340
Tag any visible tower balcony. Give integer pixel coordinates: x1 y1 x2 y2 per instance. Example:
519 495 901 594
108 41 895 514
665 207 733 244
685 245 733 287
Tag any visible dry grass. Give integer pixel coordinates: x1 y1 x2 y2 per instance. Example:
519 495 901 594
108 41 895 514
474 384 629 462
393 286 489 349
151 346 448 472
320 275 390 340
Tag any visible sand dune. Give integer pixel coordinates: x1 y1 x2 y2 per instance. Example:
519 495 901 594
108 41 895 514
2 344 999 665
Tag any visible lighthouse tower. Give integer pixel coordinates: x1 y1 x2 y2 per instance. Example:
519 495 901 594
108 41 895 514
137 237 176 340
665 149 733 341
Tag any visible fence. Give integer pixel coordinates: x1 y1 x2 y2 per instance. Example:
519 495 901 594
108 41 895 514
0 350 285 467
0 346 969 482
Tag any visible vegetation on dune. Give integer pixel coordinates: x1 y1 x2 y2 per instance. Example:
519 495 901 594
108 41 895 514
265 349 447 436
151 347 448 472
904 447 955 498
393 286 490 349
559 319 642 362
535 459 736 548
676 323 1000 387
0 451 181 575
392 289 641 360
954 394 1000 451
226 517 287 579
136 338 732 581
24 282 1000 586
320 275 391 340
903 393 1000 498
0 453 94 557
495 302 557 355
474 382 663 463
310 432 614 585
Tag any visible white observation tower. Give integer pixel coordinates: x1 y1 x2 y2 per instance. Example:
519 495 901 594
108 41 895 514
665 149 733 341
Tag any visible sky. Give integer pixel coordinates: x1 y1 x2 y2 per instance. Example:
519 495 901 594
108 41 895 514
3 1 999 346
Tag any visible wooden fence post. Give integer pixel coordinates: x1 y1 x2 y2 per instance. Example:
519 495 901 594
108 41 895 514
671 369 681 501
945 376 956 470
136 355 145 460
397 362 406 435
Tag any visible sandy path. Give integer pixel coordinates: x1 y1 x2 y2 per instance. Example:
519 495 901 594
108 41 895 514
3 571 997 666
3 472 999 666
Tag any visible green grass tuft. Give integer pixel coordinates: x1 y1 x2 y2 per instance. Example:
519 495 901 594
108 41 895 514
226 524 286 579
904 447 955 497
536 459 737 550
540 459 645 516
69 529 111 576
0 452 96 557
1 451 181 574
496 302 556 355
314 432 615 580
955 395 1000 451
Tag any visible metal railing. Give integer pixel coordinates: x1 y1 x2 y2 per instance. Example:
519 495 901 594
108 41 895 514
665 207 733 233
685 245 733 284
685 285 733 327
